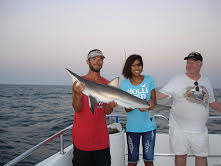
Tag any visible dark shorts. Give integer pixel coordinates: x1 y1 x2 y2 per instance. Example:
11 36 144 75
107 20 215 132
126 129 156 163
72 145 111 166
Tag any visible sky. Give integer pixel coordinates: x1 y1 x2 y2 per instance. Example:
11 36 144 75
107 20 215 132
1 0 221 88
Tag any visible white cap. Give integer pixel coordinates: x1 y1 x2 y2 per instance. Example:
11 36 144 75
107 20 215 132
87 49 105 59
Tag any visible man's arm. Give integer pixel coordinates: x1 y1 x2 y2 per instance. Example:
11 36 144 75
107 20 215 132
209 101 221 112
156 91 169 100
72 81 84 113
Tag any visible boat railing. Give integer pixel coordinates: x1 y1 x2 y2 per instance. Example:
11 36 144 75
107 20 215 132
4 124 72 166
4 115 221 166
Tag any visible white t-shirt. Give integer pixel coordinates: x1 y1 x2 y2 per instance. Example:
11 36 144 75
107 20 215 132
160 74 215 133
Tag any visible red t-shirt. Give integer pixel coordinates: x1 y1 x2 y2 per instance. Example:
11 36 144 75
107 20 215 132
72 77 109 151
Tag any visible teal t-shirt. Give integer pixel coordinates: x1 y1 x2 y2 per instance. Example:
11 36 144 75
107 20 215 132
120 75 156 132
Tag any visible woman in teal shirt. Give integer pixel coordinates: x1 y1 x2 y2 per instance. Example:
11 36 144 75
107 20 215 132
120 54 156 166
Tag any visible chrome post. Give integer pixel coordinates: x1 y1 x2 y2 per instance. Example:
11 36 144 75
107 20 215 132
109 117 111 124
60 134 64 154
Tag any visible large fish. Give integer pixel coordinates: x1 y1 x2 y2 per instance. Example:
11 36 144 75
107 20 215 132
66 68 171 119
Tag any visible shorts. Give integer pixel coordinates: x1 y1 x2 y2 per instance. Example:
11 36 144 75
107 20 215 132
169 126 209 156
126 130 156 163
72 145 111 166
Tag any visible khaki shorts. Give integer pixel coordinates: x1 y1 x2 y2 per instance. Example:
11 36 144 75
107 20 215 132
169 127 209 156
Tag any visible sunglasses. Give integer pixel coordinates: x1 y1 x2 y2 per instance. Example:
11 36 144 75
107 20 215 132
194 81 199 91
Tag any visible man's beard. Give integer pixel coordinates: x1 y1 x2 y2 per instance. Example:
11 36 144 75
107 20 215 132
89 62 102 72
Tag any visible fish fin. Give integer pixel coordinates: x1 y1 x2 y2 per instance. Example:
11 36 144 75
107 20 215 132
108 77 120 88
88 96 98 114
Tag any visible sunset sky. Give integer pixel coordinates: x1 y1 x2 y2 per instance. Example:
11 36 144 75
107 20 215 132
1 0 221 88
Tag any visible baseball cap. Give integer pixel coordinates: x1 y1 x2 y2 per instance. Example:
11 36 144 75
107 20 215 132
184 51 203 62
87 49 105 59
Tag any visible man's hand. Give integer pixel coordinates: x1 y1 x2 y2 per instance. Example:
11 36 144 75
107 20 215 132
72 81 85 96
108 100 118 109
104 100 118 115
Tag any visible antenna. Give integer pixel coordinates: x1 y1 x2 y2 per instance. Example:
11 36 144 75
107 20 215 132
124 48 127 60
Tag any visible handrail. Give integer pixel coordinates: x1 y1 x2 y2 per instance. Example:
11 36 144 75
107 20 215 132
108 115 221 120
4 125 72 166
4 115 221 166
208 116 221 119
107 114 169 122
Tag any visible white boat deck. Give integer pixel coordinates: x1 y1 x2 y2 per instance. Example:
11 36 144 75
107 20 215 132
36 133 221 166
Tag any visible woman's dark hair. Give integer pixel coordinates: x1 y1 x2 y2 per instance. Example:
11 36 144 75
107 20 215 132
122 54 143 78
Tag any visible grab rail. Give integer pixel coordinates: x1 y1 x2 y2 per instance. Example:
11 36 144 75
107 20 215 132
4 115 221 166
4 125 72 166
208 116 221 119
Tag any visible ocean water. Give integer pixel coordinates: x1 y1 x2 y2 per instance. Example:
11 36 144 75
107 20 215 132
0 84 221 166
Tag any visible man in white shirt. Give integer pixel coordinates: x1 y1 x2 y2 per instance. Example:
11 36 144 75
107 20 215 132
156 52 221 166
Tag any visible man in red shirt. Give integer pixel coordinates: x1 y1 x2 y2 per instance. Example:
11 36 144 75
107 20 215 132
72 49 117 166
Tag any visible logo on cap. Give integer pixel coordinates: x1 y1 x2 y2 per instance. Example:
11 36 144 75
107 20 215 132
184 52 203 62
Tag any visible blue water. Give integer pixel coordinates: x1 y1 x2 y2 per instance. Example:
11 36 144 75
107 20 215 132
0 84 221 166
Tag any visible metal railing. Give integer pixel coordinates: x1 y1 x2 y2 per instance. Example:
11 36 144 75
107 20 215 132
208 116 221 119
4 115 221 166
4 125 72 166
